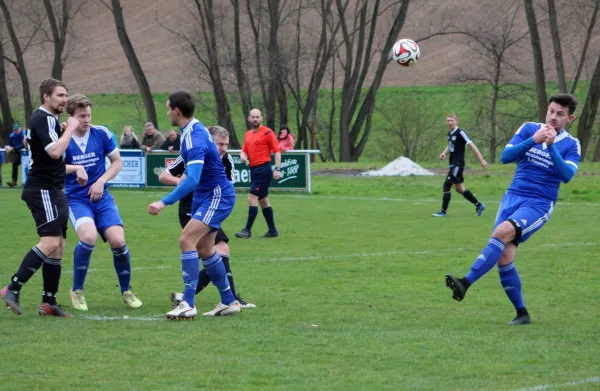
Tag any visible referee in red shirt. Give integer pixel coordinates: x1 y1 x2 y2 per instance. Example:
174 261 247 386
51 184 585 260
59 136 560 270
235 109 282 238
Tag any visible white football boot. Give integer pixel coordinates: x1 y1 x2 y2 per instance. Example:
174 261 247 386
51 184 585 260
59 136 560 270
166 300 197 320
202 301 241 317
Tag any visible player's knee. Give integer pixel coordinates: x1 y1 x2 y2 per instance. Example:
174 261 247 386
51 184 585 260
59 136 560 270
258 198 270 208
78 230 97 246
443 182 452 192
38 236 61 255
493 220 520 243
215 241 229 256
107 237 125 249
454 187 464 194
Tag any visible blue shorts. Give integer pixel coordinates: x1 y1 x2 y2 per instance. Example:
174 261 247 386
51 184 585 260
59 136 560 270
68 192 123 240
494 192 554 244
249 163 272 199
191 185 236 230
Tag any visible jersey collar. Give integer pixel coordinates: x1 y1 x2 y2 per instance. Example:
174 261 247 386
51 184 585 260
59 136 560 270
38 106 59 119
180 118 199 140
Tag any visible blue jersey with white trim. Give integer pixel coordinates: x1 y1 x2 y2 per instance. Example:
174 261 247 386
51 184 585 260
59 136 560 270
506 122 580 202
64 125 118 198
180 119 232 194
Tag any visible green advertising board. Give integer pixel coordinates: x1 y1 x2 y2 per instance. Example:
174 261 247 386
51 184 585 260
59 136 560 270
146 150 315 192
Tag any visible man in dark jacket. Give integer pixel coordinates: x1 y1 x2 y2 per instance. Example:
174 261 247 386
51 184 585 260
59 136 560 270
5 122 26 187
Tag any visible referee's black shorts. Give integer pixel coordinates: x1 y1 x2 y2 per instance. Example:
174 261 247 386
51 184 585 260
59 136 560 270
22 187 68 238
249 162 272 199
179 212 230 244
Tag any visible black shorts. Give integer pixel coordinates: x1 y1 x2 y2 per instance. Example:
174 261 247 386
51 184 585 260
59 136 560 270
22 187 68 238
179 213 229 244
249 163 272 199
446 166 465 184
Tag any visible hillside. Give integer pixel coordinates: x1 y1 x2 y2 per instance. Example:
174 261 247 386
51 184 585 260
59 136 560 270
4 0 600 95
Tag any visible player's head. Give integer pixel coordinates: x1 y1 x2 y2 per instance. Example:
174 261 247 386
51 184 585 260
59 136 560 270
40 78 68 115
144 122 156 136
66 94 93 133
248 108 263 129
547 94 577 131
208 126 229 157
168 129 178 141
167 90 195 127
446 114 458 130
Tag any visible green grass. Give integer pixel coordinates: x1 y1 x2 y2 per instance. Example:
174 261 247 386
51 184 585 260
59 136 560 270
0 164 599 390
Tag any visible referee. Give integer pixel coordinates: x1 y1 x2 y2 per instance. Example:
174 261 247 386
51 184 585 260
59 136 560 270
1 79 80 317
235 108 281 238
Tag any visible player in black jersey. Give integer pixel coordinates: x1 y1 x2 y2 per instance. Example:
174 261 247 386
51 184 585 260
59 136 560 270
159 125 256 309
1 79 84 317
432 114 488 217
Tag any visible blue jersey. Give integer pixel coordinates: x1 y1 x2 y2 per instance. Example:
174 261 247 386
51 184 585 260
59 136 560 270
65 125 118 198
180 119 232 195
506 122 580 202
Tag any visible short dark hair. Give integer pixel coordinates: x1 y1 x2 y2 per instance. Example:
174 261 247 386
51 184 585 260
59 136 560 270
549 93 577 115
66 94 92 115
168 90 195 118
40 78 67 104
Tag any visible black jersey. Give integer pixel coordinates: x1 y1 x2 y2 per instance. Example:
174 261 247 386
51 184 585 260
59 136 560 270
25 107 66 189
447 127 472 167
165 153 234 213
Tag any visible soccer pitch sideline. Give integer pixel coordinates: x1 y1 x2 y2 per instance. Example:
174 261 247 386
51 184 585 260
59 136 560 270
0 172 598 390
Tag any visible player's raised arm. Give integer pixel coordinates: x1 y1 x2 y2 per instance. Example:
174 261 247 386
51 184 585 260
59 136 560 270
546 129 580 183
159 156 185 186
501 123 547 164
45 115 79 159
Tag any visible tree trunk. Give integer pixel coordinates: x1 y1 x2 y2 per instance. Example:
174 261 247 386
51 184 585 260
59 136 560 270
247 0 268 116
570 0 599 94
577 51 600 161
231 0 252 130
547 0 567 93
0 0 33 127
265 0 280 130
110 0 158 128
0 40 14 143
523 0 547 122
592 136 600 161
43 0 69 80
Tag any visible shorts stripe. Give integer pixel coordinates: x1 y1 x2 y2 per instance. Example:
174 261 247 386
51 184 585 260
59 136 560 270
41 190 55 224
522 202 554 234
453 166 459 177
202 186 222 225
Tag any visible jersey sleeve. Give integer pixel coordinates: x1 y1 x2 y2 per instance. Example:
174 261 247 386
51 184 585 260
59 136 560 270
267 130 281 153
223 153 234 181
459 130 472 145
36 116 60 151
100 126 118 156
507 122 537 147
186 133 208 167
564 138 581 169
165 155 185 176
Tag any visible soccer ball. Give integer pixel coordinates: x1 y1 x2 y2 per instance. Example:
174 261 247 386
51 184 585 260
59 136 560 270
392 38 420 67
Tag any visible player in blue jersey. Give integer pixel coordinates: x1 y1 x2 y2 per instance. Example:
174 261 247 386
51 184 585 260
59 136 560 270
63 94 142 311
148 90 240 319
445 94 581 325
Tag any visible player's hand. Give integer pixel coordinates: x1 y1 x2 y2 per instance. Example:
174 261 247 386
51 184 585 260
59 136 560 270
65 115 80 132
88 179 105 202
60 122 67 131
439 152 446 160
273 170 281 180
240 152 248 163
544 125 557 145
481 160 488 170
148 201 165 215
76 166 88 187
532 127 548 144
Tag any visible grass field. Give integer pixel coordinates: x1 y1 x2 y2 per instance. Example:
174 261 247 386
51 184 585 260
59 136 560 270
0 164 599 390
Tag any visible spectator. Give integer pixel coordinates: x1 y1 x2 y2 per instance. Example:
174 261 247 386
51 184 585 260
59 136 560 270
120 125 140 149
160 129 181 151
278 125 294 151
140 122 166 152
4 122 26 187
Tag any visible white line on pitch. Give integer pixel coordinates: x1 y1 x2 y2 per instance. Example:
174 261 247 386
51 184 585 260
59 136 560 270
79 314 165 321
513 376 600 391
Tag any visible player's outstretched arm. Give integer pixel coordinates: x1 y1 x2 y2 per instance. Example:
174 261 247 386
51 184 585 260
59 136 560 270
501 127 548 164
148 164 202 215
47 116 79 159
468 143 488 170
158 169 181 186
65 164 88 186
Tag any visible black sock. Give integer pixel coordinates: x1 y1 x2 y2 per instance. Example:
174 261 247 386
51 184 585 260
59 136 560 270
442 192 451 212
245 206 258 231
7 247 46 291
42 258 61 305
221 255 236 296
462 189 479 205
196 269 212 294
517 307 529 317
262 206 277 233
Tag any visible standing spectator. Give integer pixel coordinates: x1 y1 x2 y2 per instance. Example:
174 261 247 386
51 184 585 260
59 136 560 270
120 125 140 149
140 122 165 152
160 129 181 151
235 108 281 239
277 125 295 151
5 122 26 187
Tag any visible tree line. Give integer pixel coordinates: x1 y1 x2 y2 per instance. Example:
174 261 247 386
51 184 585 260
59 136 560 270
1 0 600 161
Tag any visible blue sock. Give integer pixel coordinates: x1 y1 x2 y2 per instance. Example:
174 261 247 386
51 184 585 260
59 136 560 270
498 262 525 310
465 238 506 284
181 251 200 307
202 252 235 305
262 206 277 233
73 241 94 291
111 245 131 294
245 206 258 231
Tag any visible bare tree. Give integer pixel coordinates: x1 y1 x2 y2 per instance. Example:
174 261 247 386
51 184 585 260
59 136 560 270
42 0 87 80
0 0 40 126
336 0 410 162
0 36 15 142
231 0 252 130
547 0 567 92
570 0 600 94
523 0 548 122
577 51 600 160
99 0 158 128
